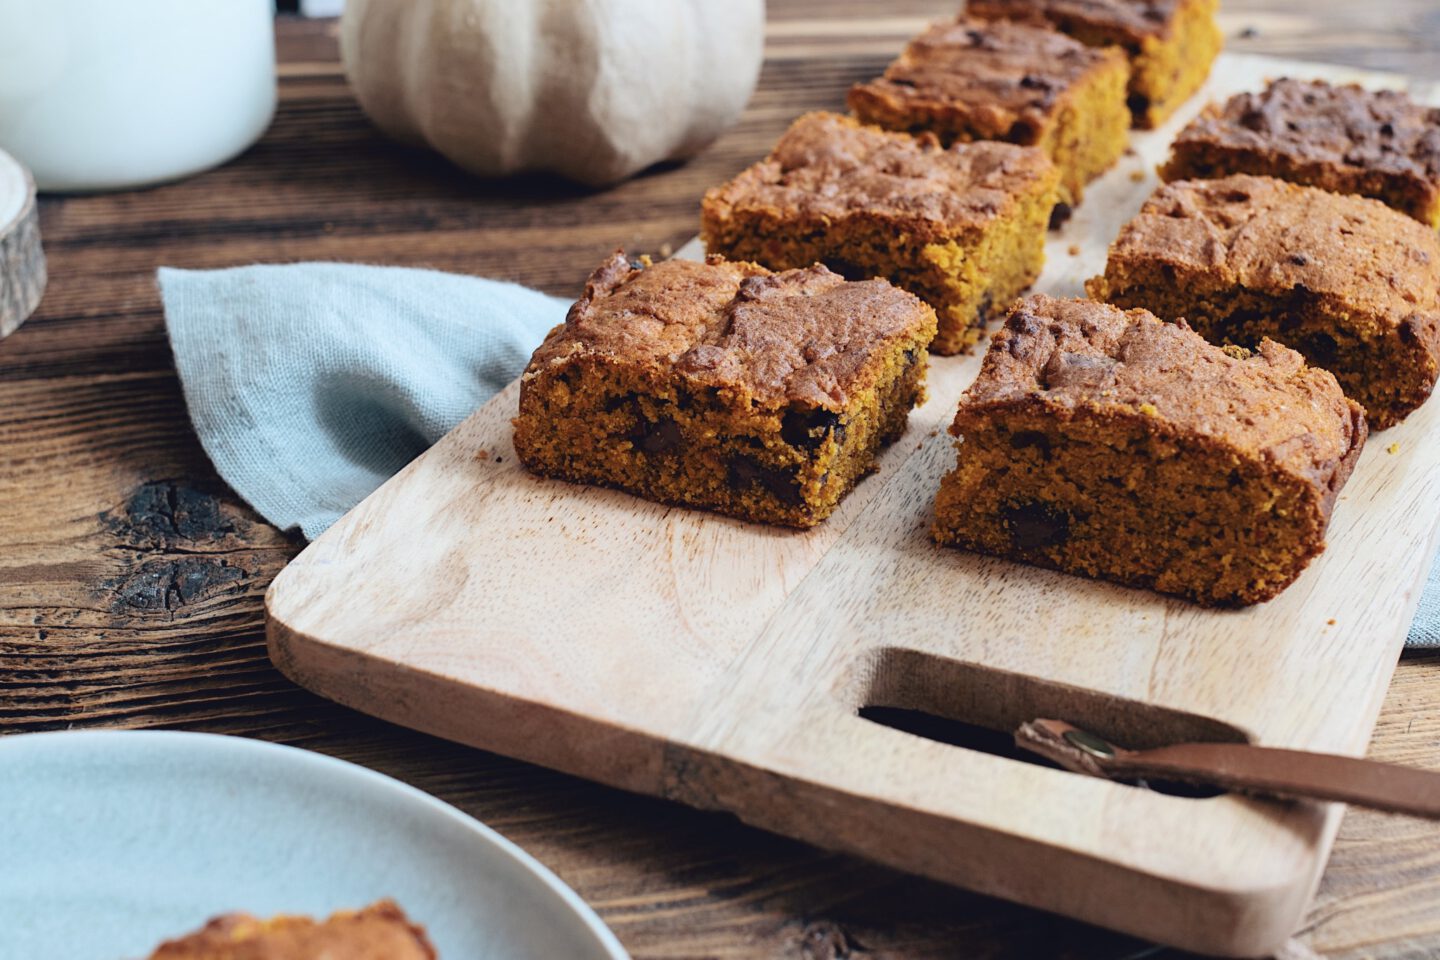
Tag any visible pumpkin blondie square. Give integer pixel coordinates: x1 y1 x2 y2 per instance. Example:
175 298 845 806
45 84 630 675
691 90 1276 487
932 295 1367 607
848 16 1129 211
968 0 1222 128
514 253 936 528
1161 78 1440 227
1088 174 1440 428
146 900 437 959
701 111 1059 354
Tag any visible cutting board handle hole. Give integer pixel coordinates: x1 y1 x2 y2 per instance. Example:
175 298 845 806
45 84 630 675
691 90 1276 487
853 648 1251 800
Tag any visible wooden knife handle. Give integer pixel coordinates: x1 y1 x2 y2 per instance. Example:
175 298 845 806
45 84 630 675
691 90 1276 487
1016 718 1440 820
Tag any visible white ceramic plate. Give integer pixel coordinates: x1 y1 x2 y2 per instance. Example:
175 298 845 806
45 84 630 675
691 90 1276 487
0 730 629 960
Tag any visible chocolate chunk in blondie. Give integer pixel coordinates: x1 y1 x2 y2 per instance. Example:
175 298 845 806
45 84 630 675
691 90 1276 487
514 253 936 528
701 112 1059 355
1088 174 1440 428
932 295 1367 607
847 17 1130 207
1162 78 1440 227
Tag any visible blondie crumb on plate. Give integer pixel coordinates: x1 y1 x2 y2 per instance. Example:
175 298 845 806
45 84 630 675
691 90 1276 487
847 16 1129 209
513 252 936 528
701 111 1059 354
1088 174 1440 428
932 295 1366 607
146 900 437 959
968 0 1222 128
1161 78 1440 227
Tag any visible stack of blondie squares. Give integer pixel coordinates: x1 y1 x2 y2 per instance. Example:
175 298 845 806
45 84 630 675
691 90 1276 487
706 0 1224 355
935 75 1440 605
513 1 1440 608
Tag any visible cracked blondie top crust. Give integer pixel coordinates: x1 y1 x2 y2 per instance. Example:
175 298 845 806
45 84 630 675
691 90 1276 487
514 252 935 528
933 295 1367 607
524 253 926 408
145 901 437 959
1088 174 1440 428
1162 78 1440 227
847 17 1129 207
968 0 1221 128
703 112 1055 243
700 111 1058 354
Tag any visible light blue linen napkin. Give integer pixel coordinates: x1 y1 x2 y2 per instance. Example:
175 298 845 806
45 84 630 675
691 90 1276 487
1414 553 1440 647
158 262 568 540
157 261 1440 647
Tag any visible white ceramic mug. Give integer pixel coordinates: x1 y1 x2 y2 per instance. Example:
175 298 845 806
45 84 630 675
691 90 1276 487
0 0 277 192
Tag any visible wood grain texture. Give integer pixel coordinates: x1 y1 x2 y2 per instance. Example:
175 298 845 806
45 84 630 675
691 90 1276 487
265 53 1440 957
0 150 45 339
4 5 1440 959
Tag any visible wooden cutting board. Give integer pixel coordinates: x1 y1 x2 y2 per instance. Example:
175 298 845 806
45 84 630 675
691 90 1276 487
266 53 1440 957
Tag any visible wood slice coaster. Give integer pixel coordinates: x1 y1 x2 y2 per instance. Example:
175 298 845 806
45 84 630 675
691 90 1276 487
0 148 46 339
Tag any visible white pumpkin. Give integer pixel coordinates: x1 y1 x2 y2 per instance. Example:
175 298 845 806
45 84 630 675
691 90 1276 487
340 0 766 187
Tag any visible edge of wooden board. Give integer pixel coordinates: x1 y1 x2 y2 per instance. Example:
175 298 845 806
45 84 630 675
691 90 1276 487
266 610 1346 957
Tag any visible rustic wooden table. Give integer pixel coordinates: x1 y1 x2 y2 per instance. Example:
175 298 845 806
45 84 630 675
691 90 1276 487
4 3 1439 957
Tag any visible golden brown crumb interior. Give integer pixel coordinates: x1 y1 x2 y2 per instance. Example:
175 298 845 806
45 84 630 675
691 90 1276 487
1122 0 1222 128
514 329 932 528
932 410 1332 606
1040 52 1131 202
